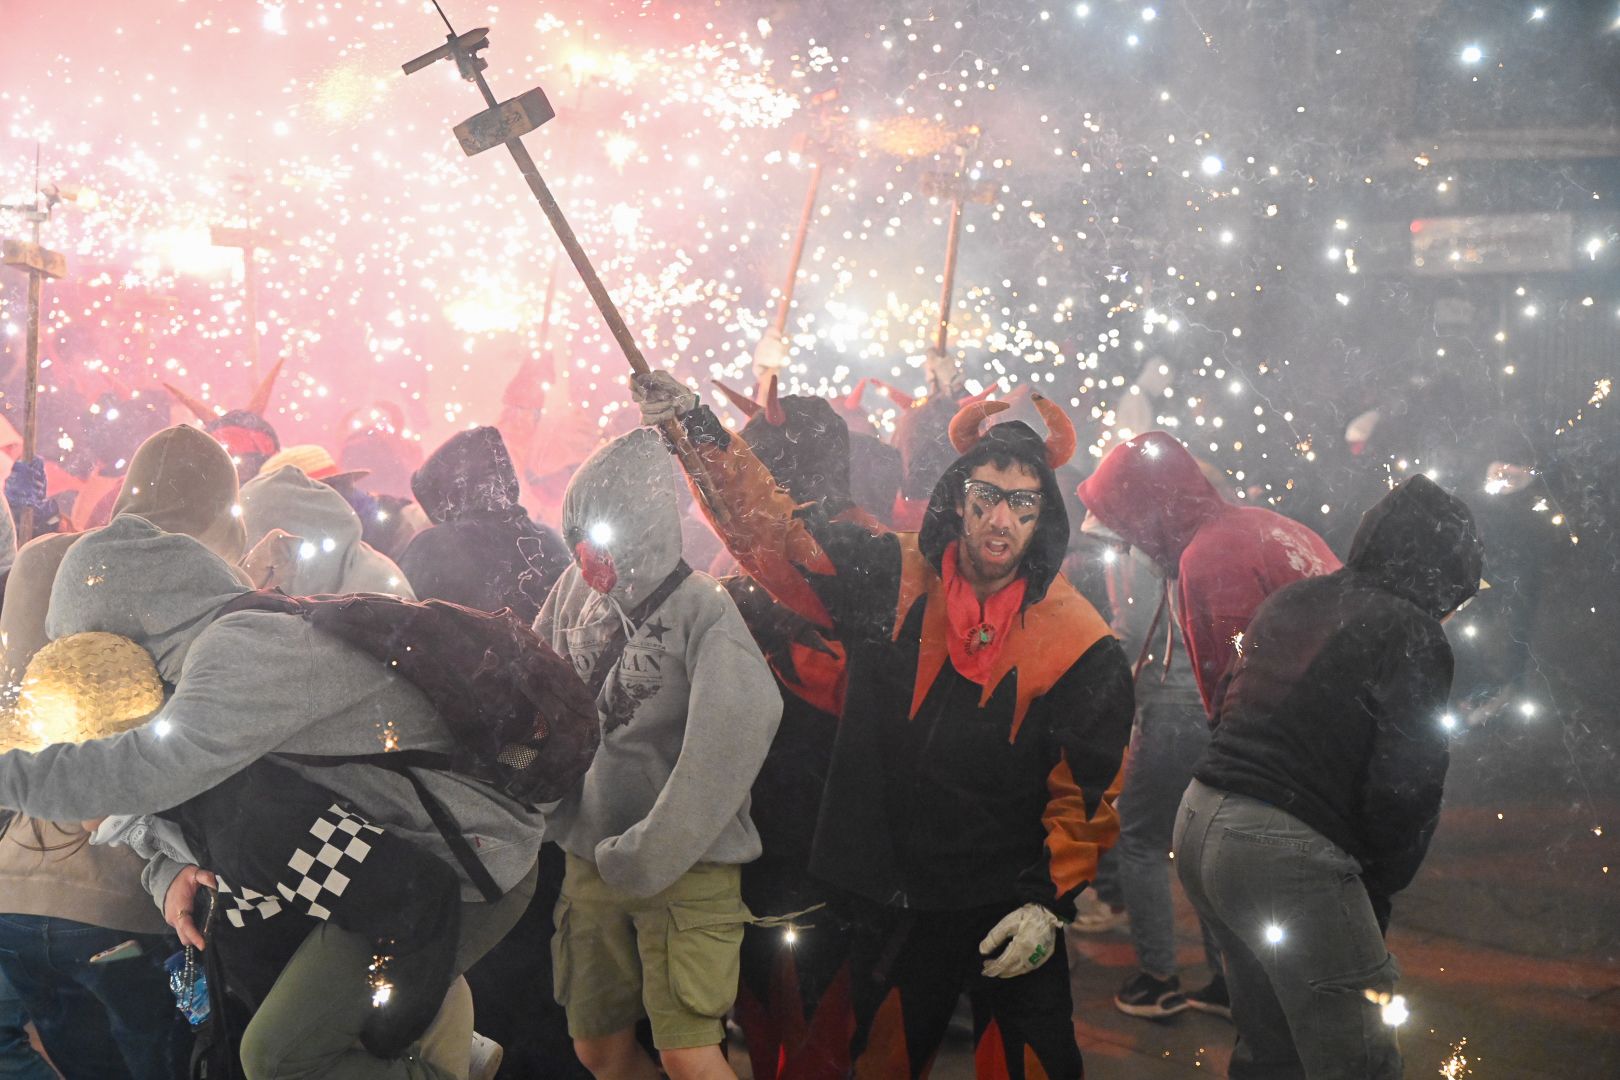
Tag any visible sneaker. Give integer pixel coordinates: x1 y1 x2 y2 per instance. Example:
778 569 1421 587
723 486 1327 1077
469 1032 504 1080
1113 971 1189 1019
1070 887 1129 933
1185 974 1233 1022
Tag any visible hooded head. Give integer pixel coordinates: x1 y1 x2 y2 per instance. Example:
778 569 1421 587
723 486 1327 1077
1075 431 1229 571
411 427 522 525
894 394 962 501
734 392 852 509
238 465 366 594
207 410 281 484
917 397 1076 606
1346 474 1483 620
112 425 246 565
561 428 681 609
47 515 249 684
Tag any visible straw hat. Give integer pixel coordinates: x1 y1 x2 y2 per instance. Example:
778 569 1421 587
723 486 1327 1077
260 444 370 488
8 633 166 750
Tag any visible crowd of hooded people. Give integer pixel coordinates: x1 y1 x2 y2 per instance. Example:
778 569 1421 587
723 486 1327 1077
0 347 1483 1080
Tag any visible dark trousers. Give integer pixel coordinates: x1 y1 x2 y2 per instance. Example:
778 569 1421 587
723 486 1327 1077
0 915 190 1080
847 904 1082 1080
463 843 589 1079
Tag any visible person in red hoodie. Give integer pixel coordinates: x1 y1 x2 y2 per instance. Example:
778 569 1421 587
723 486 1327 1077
1077 432 1340 716
1075 431 1340 1018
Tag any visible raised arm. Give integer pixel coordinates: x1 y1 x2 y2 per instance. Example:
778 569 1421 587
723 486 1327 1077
633 372 905 641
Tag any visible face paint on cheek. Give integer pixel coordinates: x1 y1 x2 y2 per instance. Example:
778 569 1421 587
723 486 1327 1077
1018 512 1037 525
970 502 986 520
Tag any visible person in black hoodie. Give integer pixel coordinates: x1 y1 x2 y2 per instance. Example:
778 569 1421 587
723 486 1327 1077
401 426 571 623
1174 474 1483 1080
400 425 582 1079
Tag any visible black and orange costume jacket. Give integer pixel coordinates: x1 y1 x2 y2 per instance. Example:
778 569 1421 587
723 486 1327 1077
674 405 1134 918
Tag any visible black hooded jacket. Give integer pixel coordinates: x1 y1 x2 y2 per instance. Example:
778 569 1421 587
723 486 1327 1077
1194 475 1484 901
399 427 570 624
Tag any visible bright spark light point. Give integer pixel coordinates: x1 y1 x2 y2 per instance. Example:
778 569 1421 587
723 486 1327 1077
1460 44 1484 64
588 522 615 547
1201 155 1223 176
1440 713 1458 731
1381 994 1409 1027
1264 924 1284 945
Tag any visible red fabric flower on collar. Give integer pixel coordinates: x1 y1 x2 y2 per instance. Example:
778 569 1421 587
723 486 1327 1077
941 541 1026 685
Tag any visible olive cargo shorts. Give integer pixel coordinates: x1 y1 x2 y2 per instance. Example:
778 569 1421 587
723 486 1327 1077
552 853 751 1051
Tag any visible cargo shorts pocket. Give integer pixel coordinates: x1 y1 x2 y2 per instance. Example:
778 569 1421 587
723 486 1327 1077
665 899 748 1019
550 896 575 1008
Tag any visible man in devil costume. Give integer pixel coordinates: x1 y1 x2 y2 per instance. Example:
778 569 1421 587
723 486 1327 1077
635 373 1134 1079
710 375 885 1080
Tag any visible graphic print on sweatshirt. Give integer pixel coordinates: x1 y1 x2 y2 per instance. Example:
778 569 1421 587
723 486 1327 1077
1268 525 1331 577
567 617 673 734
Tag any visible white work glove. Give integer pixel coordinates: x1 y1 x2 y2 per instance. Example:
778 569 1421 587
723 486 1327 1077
752 332 789 384
631 371 698 427
978 903 1065 979
923 346 963 396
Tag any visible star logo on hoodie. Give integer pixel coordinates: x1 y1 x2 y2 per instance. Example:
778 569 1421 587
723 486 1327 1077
643 619 671 644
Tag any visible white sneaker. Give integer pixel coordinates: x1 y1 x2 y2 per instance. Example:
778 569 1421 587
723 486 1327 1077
1070 887 1129 933
468 1032 504 1080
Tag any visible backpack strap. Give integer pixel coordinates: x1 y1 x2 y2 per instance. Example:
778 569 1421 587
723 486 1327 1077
276 751 502 903
583 561 694 698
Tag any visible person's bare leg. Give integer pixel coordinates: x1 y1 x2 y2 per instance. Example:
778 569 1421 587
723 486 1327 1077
660 1044 737 1080
572 1027 660 1080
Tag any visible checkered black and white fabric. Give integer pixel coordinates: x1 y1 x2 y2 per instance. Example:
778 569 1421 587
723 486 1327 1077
216 803 384 928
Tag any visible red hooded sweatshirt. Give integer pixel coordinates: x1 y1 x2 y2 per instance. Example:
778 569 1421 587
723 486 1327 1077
1076 431 1340 715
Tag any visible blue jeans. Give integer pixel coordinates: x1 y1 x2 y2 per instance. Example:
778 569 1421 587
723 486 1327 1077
1175 780 1401 1080
0 915 190 1080
1115 699 1224 979
0 966 52 1080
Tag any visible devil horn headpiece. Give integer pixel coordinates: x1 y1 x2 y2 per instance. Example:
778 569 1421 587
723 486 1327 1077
711 379 762 419
842 377 870 413
162 382 219 422
164 357 286 423
245 358 285 417
869 379 917 409
947 392 1077 469
761 372 785 426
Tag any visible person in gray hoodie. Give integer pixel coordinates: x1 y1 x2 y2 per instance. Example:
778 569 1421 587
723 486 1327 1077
0 514 543 1079
536 427 780 1080
239 463 415 598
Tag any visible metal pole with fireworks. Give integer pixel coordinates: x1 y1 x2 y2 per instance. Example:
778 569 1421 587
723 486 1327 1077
211 177 277 371
920 130 993 395
403 4 727 521
1 149 70 543
752 89 841 387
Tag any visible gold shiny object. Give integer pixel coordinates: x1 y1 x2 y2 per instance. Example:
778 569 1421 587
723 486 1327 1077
9 633 166 750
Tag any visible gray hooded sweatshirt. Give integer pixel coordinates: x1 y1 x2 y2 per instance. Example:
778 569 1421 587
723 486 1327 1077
0 515 541 903
240 465 414 598
537 428 779 899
